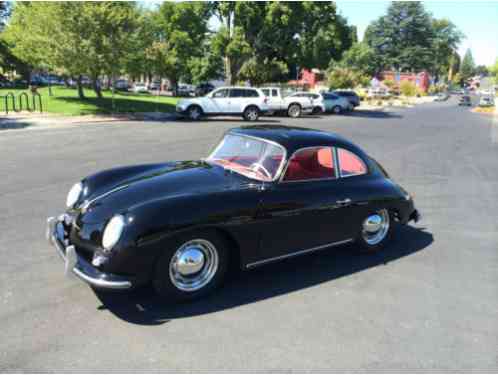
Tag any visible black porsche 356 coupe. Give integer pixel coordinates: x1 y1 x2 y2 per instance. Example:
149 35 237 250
47 125 420 301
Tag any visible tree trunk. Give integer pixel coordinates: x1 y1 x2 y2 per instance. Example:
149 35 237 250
92 76 102 99
77 75 85 99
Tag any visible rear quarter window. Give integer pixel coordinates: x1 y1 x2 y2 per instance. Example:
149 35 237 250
337 148 367 177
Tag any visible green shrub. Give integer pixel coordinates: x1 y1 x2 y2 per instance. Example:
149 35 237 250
400 81 417 97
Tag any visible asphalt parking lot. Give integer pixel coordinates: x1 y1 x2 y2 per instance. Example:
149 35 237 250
1 98 497 371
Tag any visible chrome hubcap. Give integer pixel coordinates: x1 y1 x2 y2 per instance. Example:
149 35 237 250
289 106 300 117
247 109 257 120
362 209 389 245
189 108 200 120
169 239 218 292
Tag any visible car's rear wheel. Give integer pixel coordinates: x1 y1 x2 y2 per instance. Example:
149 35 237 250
243 106 260 121
332 105 342 114
153 231 229 301
287 103 302 118
355 209 392 253
187 105 203 121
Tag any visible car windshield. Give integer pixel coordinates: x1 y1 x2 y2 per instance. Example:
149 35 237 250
206 134 286 182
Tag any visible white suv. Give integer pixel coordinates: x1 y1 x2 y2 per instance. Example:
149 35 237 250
176 86 269 121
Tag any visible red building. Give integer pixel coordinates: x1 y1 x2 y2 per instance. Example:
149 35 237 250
288 68 325 89
380 71 431 92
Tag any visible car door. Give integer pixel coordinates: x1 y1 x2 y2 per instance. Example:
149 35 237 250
228 88 246 113
254 147 357 264
205 88 230 114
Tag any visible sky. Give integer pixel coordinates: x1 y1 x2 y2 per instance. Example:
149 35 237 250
336 1 498 66
141 1 498 67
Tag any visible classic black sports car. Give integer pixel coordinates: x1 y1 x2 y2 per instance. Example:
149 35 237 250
47 125 420 301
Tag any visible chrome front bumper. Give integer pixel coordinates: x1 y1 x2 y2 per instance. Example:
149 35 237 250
46 216 132 290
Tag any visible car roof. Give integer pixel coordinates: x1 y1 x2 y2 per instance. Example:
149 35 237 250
216 86 260 90
228 125 366 155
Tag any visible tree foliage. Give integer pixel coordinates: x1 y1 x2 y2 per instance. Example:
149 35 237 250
327 67 368 89
364 2 463 79
460 49 476 81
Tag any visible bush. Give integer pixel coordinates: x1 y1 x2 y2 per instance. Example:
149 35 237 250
383 79 396 90
399 81 417 97
327 67 369 90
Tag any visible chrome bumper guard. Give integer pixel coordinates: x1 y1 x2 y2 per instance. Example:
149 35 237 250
46 216 132 290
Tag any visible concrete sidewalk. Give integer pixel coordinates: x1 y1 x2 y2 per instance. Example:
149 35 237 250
0 111 178 130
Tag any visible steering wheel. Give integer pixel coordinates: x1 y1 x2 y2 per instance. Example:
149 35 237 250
250 163 272 180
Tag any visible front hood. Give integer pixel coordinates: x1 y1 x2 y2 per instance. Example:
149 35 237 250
77 160 232 224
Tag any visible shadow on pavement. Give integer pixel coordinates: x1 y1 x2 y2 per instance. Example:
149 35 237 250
94 224 433 325
0 119 32 130
344 109 403 119
178 117 282 124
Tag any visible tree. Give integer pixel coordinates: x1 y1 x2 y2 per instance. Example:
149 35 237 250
474 65 488 77
211 1 354 84
431 18 463 80
3 2 139 98
364 2 435 72
335 42 379 76
147 2 211 93
489 59 498 84
327 67 368 89
460 49 475 81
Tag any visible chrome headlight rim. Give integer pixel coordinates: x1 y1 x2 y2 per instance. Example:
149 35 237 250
102 214 126 252
66 182 83 208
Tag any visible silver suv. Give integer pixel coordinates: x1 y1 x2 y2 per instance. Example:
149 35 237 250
176 86 269 121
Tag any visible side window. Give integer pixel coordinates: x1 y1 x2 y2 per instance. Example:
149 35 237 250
244 89 259 97
262 89 270 96
337 148 367 177
272 89 278 97
229 89 244 98
213 89 229 98
283 147 336 182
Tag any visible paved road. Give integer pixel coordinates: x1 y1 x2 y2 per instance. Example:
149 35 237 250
1 99 497 371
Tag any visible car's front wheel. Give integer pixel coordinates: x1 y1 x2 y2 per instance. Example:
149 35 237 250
355 209 392 252
287 103 302 118
243 106 260 121
312 106 323 115
153 231 229 301
187 105 203 121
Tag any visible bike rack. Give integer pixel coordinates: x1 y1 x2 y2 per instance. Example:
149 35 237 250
4 92 16 114
19 92 30 111
2 92 43 114
32 92 42 113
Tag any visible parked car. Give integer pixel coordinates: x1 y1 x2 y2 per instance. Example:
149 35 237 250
287 92 325 114
367 87 390 98
332 90 361 108
132 82 148 94
195 83 215 97
177 83 195 97
458 95 472 106
114 79 129 91
176 86 269 121
479 96 494 107
434 92 450 101
148 80 161 91
322 92 353 113
46 125 420 301
260 87 314 118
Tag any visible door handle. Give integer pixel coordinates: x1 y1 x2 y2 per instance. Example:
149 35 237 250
336 198 352 206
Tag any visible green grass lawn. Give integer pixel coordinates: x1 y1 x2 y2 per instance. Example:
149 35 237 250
0 86 179 116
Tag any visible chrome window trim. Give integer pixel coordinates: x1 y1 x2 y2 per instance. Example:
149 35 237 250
278 146 338 183
336 147 369 178
206 133 287 182
245 238 353 269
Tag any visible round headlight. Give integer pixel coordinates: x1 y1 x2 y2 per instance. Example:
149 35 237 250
66 182 83 208
102 215 126 251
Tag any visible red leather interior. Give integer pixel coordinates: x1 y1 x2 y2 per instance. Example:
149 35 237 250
284 148 335 181
338 149 366 175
